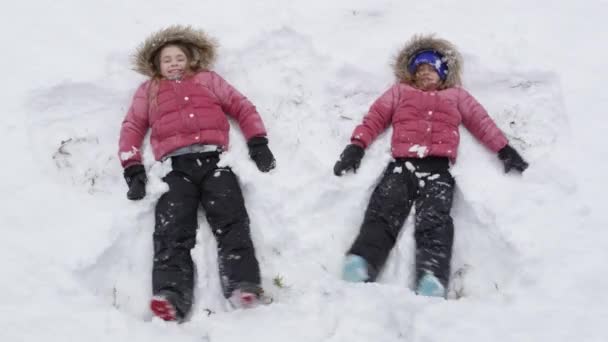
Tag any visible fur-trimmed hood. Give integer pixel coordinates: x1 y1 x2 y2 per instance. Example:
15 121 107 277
393 34 463 89
132 25 217 77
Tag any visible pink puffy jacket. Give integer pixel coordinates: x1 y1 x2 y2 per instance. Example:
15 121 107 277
351 83 508 161
118 71 267 167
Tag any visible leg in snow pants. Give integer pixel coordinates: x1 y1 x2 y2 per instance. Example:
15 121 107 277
152 152 261 318
348 157 455 289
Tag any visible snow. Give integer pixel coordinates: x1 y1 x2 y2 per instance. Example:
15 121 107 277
2 0 608 341
409 144 429 157
120 147 137 161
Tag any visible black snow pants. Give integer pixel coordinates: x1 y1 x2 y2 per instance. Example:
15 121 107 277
348 157 455 288
152 152 261 318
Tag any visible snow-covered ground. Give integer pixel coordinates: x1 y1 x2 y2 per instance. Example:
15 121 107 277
2 0 607 341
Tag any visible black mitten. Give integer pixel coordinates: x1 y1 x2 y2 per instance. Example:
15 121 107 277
123 164 147 200
498 144 529 173
247 137 276 172
333 144 365 176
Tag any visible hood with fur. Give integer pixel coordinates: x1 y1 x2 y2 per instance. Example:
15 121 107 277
393 34 463 89
132 25 217 77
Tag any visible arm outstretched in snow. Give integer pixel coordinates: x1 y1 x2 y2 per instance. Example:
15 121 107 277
118 82 150 168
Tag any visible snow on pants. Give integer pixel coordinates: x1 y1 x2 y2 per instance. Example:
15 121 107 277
152 152 261 317
348 157 455 288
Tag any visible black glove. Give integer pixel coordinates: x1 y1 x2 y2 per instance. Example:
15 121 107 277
334 144 365 176
123 164 147 200
247 136 276 172
498 144 529 173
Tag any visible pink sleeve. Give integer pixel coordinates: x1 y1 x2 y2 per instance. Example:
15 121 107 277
209 71 267 140
118 82 150 168
457 88 508 152
350 85 399 148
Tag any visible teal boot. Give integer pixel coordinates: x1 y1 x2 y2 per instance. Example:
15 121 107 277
416 273 446 298
342 254 370 282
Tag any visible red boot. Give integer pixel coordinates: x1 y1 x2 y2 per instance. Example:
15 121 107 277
150 295 179 321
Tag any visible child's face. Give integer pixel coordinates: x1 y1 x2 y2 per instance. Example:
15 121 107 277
414 64 441 91
158 45 188 80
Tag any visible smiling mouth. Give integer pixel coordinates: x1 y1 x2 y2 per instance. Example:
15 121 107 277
166 70 184 80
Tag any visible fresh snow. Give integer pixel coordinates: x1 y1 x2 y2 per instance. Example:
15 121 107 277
2 0 607 341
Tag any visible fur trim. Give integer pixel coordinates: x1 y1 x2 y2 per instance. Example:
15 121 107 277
393 34 463 89
132 25 217 77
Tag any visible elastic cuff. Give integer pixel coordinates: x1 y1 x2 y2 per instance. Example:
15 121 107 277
497 144 513 159
247 136 268 147
351 139 366 148
124 164 145 177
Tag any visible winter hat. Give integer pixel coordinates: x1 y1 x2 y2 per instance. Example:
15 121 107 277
132 25 217 77
408 50 448 80
393 34 463 89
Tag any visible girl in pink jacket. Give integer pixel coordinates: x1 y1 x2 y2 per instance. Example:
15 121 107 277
334 34 528 298
118 26 275 321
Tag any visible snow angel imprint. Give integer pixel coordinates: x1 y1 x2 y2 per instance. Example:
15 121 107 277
118 25 276 321
334 34 528 298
